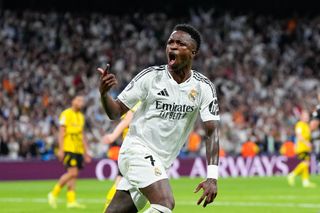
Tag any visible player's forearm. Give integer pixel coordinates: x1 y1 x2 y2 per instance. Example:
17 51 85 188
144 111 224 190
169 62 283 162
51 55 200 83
58 138 64 151
100 94 123 120
58 127 65 151
111 111 133 140
204 120 220 166
111 121 128 141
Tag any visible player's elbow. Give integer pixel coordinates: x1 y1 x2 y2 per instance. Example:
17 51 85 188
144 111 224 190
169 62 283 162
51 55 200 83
107 111 123 120
169 198 175 210
107 113 118 120
103 102 127 120
158 194 175 210
204 120 220 136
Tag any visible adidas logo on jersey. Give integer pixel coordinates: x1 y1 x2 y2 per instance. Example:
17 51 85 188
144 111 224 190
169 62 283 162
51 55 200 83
157 88 169 97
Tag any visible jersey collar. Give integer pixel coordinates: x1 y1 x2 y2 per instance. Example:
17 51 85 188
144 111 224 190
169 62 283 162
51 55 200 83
165 65 193 86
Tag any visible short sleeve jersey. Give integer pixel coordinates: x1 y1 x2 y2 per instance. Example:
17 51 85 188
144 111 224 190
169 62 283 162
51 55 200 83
295 121 311 153
118 65 220 168
59 108 85 154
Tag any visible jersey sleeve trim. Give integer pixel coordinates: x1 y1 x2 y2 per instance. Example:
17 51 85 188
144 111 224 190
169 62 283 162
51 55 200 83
133 65 165 82
117 96 133 110
193 71 217 97
117 65 165 110
202 115 221 122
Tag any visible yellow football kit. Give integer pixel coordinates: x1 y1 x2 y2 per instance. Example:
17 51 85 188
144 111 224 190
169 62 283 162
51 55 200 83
288 120 315 188
59 108 85 154
295 121 311 156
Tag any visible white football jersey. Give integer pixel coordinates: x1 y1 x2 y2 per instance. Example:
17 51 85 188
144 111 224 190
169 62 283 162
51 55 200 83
118 65 220 169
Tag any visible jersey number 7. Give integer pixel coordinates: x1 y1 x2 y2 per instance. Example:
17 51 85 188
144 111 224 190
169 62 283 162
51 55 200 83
144 155 155 166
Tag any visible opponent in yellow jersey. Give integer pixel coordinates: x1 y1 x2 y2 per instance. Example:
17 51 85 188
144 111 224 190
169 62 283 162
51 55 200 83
48 95 91 209
287 110 316 188
295 120 312 154
102 102 141 210
59 108 85 154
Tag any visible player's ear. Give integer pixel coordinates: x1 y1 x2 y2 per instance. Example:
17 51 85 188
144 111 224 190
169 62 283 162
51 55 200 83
192 50 197 56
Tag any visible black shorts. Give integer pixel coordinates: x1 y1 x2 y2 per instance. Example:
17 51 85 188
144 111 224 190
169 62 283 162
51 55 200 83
297 152 310 161
63 152 84 169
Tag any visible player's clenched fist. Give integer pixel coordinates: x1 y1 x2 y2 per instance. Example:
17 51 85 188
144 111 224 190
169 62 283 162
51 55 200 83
97 64 118 95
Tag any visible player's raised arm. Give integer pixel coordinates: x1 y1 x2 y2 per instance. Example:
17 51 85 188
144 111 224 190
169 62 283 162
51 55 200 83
194 120 220 207
97 64 129 120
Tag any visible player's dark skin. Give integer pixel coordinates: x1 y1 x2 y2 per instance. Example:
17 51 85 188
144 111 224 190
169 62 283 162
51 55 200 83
98 30 219 212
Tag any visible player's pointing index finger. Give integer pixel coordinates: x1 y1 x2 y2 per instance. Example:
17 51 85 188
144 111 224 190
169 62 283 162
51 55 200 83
97 68 105 75
97 64 110 76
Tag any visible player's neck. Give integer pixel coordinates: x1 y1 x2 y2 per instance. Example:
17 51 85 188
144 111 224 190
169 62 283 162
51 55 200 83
71 106 80 112
169 66 192 84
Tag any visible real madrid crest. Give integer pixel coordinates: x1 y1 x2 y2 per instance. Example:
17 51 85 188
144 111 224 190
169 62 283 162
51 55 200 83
188 88 198 102
154 167 162 176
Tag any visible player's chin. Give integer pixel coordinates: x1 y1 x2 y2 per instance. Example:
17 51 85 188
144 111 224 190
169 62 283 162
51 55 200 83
168 61 182 70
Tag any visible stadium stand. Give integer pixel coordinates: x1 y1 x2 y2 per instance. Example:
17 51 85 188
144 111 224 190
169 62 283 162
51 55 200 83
0 9 319 159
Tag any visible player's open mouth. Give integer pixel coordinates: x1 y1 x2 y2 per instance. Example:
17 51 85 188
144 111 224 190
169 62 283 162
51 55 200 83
168 52 177 66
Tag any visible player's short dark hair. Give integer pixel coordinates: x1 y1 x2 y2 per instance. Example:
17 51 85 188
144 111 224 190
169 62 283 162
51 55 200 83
174 24 201 52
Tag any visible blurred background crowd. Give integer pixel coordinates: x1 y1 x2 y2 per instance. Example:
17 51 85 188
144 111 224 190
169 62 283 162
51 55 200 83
0 8 319 160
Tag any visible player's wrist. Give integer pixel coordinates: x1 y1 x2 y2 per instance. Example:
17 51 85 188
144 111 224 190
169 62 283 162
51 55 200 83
206 178 217 184
100 91 108 98
207 165 219 180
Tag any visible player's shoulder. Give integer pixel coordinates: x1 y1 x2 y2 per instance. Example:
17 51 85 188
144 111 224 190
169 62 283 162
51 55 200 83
296 121 307 128
134 65 166 81
59 108 72 125
61 108 72 116
192 70 217 93
192 70 213 85
150 64 166 71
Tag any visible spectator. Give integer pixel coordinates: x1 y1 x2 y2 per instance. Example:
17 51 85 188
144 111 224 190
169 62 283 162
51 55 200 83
0 9 319 159
186 130 202 157
241 140 260 158
280 141 295 158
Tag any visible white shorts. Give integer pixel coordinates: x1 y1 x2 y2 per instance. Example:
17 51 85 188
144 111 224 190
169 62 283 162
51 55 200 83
117 142 168 210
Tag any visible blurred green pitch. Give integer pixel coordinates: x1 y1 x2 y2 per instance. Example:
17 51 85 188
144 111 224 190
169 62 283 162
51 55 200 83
0 176 319 213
